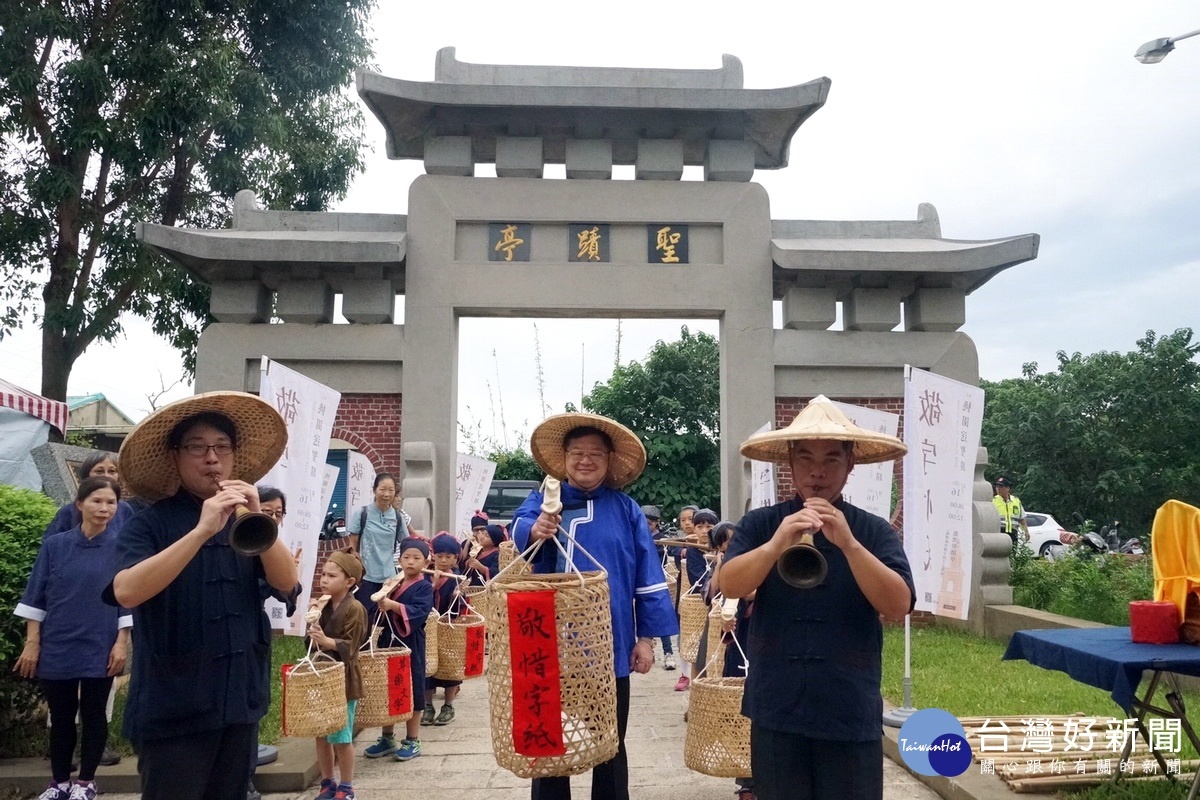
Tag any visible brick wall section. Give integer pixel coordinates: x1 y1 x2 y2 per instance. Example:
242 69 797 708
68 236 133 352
331 393 403 476
774 396 906 531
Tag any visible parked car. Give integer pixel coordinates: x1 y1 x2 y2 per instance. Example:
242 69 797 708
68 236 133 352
482 479 540 529
1023 511 1075 558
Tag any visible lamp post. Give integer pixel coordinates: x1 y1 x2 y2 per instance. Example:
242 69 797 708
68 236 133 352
1135 28 1200 63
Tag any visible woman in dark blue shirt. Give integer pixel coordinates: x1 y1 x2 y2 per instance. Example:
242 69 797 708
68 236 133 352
16 477 131 800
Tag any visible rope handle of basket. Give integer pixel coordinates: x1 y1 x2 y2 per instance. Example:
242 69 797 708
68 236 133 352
292 639 343 674
682 556 716 597
361 597 404 655
490 476 607 587
694 595 749 680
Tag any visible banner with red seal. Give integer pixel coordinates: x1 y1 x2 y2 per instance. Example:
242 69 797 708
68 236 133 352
507 590 565 756
465 624 486 677
387 653 413 717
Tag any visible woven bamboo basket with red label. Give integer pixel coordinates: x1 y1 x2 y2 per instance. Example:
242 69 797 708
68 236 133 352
434 610 488 681
357 626 414 727
484 536 617 778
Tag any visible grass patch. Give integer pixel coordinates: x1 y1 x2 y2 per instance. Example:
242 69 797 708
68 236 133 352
883 624 1200 798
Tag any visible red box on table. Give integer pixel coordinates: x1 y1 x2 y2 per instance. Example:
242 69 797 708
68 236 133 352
1130 601 1180 644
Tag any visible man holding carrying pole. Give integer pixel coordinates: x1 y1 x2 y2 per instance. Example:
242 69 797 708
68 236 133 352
719 395 915 800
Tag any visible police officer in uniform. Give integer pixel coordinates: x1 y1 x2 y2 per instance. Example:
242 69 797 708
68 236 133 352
992 476 1028 545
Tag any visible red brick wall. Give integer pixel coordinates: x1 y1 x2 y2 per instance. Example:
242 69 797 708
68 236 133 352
331 393 403 475
774 396 905 530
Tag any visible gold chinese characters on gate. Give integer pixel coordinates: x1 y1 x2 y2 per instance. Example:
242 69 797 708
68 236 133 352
486 223 689 264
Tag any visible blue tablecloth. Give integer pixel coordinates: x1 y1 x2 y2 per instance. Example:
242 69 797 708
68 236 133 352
1003 627 1200 714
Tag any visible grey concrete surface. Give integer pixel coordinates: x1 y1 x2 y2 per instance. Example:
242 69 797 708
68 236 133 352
25 640 945 800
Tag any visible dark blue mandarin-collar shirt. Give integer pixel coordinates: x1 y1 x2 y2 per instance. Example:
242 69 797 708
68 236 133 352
17 526 131 680
724 496 915 742
106 489 298 745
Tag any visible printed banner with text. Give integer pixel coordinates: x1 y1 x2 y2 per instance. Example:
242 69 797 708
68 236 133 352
832 401 899 522
748 421 776 511
902 367 984 620
259 357 341 634
455 453 497 541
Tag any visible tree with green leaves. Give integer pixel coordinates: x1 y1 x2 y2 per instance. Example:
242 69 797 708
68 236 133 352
982 328 1200 532
0 0 374 401
583 326 719 519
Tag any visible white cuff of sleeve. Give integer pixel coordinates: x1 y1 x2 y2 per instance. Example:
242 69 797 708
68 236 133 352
14 603 46 622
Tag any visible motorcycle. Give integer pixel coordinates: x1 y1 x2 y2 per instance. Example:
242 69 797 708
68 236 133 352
320 503 347 540
1101 520 1144 556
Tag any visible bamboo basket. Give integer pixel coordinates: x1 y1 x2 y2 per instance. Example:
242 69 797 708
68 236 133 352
434 610 487 681
684 676 751 777
462 583 492 620
679 592 708 664
283 653 347 738
356 633 414 727
425 610 439 677
704 605 726 677
664 559 680 606
484 540 617 779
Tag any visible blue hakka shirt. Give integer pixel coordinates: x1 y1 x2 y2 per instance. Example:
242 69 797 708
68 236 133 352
105 489 299 745
511 483 679 678
16 526 132 680
42 500 137 540
724 495 916 742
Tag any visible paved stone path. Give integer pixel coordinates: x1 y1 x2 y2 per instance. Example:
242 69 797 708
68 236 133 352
98 641 939 800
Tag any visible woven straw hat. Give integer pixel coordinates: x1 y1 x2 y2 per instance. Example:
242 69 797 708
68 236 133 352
739 395 907 465
530 412 647 488
119 391 288 501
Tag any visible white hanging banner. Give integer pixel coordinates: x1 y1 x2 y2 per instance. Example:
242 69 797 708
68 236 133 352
903 367 984 620
748 421 777 511
455 453 497 537
345 449 376 520
259 357 341 635
832 401 899 522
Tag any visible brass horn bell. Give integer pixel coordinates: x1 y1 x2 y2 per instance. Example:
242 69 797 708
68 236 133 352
229 506 279 556
776 532 828 589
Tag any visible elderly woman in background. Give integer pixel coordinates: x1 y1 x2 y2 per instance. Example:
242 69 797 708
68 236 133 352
42 453 137 540
15 477 132 800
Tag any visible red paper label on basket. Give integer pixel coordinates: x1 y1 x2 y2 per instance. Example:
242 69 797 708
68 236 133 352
280 663 294 737
387 654 413 716
507 590 565 756
465 624 486 676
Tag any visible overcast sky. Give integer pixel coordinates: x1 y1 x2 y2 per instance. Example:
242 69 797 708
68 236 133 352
2 0 1198 448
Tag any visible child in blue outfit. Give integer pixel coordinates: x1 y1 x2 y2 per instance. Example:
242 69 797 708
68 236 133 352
363 537 434 762
424 533 467 726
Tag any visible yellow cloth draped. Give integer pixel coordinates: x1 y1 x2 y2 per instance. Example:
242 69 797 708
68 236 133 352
1151 499 1200 622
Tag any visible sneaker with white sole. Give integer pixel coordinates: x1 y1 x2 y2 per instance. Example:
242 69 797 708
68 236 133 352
434 703 455 725
393 738 422 761
663 654 677 670
420 706 435 726
37 783 69 800
67 782 97 800
363 735 397 758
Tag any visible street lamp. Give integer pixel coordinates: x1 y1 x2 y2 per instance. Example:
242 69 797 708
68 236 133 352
1135 28 1200 63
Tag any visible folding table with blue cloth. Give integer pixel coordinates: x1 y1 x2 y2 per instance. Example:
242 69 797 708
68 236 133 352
1004 499 1200 800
